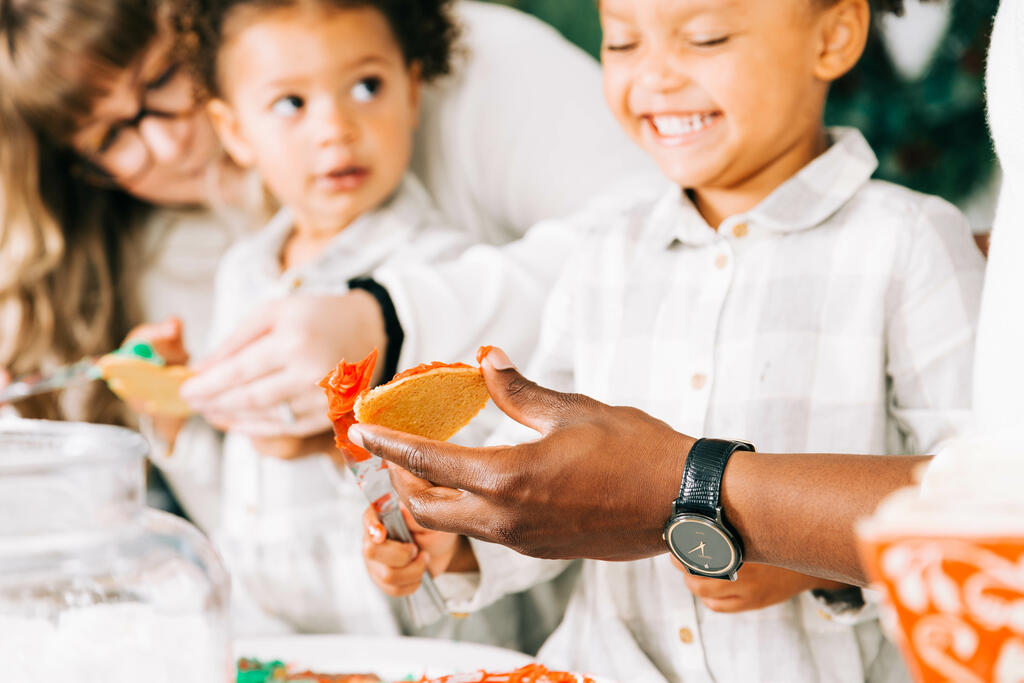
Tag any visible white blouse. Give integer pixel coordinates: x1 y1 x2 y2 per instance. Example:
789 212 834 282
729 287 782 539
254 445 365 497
972 0 1024 434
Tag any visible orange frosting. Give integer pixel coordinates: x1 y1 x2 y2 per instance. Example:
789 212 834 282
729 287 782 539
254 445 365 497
318 349 379 461
319 348 378 420
417 663 595 683
386 345 493 384
476 345 494 365
389 360 475 384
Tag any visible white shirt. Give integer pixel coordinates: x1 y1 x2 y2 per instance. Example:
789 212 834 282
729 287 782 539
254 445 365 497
446 129 985 683
208 178 556 648
211 177 472 637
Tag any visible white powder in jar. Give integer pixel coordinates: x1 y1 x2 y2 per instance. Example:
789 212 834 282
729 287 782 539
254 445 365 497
0 602 228 683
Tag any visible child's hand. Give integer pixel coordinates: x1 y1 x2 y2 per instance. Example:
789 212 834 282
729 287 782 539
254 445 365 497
676 558 850 613
120 317 189 443
362 504 476 597
249 432 336 460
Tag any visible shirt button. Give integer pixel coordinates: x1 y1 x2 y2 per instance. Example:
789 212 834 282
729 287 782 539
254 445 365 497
290 276 303 290
714 253 729 269
691 373 707 390
678 627 694 644
732 222 748 238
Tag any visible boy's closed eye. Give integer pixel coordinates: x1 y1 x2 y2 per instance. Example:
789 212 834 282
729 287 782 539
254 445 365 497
604 40 639 53
689 34 731 48
603 34 732 55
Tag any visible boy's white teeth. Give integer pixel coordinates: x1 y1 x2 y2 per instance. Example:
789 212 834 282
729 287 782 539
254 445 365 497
651 113 715 137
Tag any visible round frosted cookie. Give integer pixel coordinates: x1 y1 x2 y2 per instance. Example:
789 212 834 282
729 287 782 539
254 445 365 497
95 355 193 417
354 362 489 441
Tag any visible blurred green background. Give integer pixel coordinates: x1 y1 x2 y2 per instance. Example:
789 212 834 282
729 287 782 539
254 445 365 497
483 0 998 216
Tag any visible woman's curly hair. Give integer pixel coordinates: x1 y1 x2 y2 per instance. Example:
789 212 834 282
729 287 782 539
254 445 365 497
190 0 460 96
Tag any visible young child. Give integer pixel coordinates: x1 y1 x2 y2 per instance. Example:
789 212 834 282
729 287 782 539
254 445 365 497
364 0 985 680
185 0 514 639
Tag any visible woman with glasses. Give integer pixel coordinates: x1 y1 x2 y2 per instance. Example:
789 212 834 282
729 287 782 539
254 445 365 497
0 0 652 641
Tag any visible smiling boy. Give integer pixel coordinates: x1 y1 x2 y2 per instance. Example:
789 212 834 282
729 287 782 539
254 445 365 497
363 0 984 680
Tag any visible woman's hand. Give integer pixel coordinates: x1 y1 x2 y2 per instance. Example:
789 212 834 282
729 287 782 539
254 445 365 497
181 291 386 437
349 347 694 562
362 505 475 598
125 316 189 366
677 560 851 613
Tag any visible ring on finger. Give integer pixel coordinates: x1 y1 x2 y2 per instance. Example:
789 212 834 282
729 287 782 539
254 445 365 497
277 401 297 425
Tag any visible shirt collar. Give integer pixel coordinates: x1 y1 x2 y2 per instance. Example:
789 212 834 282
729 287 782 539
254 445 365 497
263 174 430 283
648 127 878 249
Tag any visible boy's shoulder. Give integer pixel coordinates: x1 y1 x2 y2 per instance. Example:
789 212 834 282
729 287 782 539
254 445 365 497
837 178 972 242
846 178 965 220
826 179 985 279
566 178 674 242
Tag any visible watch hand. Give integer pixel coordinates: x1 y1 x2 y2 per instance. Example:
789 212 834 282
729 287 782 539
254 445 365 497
689 541 707 557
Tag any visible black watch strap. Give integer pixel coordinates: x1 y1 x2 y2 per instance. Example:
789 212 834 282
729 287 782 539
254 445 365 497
675 438 754 517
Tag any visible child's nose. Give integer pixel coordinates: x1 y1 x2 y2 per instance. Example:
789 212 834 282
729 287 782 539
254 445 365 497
313 103 359 147
636 46 688 92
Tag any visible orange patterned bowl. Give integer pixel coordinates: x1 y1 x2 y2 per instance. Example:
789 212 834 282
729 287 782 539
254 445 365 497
857 488 1024 682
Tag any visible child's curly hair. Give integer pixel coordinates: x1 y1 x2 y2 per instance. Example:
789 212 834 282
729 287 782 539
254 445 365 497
865 0 908 14
188 0 459 97
820 0 913 15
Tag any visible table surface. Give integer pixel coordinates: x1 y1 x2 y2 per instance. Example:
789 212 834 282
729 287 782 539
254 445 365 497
234 634 535 680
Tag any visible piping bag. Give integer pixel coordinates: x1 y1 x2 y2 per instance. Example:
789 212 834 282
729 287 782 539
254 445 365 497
319 349 447 627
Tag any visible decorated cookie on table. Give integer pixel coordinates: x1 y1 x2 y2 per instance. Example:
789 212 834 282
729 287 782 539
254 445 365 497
236 658 596 683
236 657 380 682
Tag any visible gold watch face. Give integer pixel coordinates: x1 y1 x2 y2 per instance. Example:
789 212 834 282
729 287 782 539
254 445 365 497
666 515 740 576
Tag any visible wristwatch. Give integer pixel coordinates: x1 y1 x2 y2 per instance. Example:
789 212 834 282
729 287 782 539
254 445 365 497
664 438 754 580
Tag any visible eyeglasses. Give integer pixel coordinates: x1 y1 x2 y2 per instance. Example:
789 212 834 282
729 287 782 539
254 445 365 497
75 61 200 188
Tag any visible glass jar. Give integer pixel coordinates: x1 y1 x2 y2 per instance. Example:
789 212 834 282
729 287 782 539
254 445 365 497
0 420 230 682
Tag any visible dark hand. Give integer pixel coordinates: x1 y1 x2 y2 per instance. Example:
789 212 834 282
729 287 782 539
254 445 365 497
349 347 694 562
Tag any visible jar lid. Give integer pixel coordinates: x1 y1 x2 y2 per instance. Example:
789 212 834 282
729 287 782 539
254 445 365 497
0 419 148 475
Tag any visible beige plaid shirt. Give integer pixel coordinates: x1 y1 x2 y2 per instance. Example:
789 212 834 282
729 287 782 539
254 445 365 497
445 128 985 682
